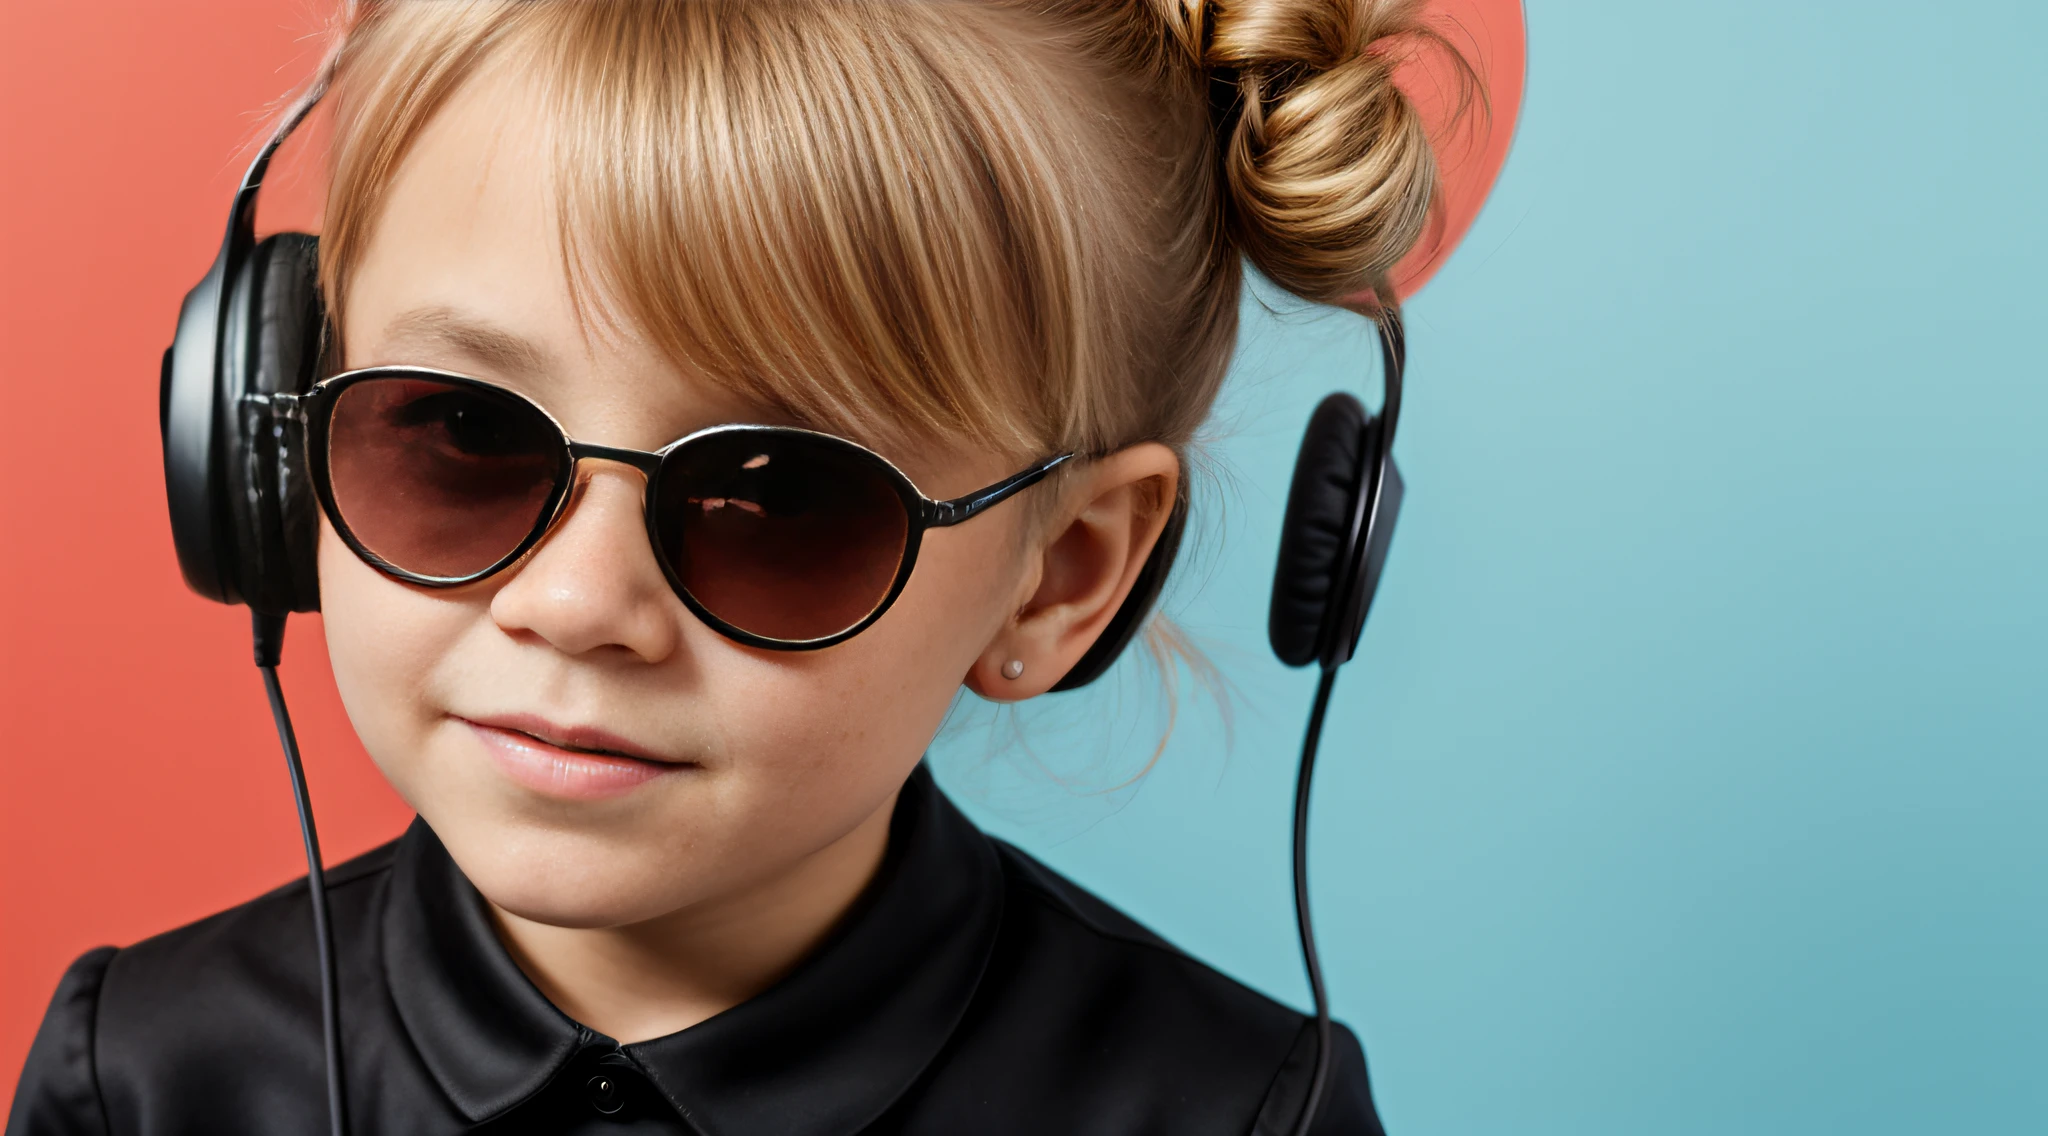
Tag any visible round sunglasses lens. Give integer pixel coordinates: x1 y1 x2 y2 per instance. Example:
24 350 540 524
652 432 910 642
326 377 565 579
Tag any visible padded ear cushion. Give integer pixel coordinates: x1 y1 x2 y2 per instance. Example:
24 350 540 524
221 232 325 614
1048 488 1189 692
164 248 237 604
1269 393 1371 668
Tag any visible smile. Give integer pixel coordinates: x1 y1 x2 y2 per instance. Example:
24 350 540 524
458 715 694 801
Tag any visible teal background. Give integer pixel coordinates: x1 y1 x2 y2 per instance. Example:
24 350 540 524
933 3 2048 1133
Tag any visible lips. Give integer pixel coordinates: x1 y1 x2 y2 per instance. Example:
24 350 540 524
458 713 691 801
467 713 674 762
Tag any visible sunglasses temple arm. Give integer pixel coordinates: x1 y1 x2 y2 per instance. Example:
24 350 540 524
926 453 1075 528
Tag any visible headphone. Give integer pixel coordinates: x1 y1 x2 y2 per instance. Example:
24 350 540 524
163 73 1406 1136
1266 317 1405 1136
161 84 326 623
161 75 1404 687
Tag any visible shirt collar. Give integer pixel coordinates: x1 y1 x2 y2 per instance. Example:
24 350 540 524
382 764 1005 1133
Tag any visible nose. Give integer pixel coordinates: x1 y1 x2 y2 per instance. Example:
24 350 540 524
487 461 683 663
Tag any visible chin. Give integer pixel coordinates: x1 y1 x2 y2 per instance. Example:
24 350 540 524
484 884 660 932
438 810 717 930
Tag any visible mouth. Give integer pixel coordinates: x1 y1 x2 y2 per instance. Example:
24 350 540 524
458 714 695 801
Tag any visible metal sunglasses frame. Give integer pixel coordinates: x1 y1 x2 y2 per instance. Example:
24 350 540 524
281 365 1074 650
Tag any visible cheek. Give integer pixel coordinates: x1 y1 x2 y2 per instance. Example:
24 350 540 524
699 515 1022 816
309 505 1026 928
316 520 475 806
806 518 1022 723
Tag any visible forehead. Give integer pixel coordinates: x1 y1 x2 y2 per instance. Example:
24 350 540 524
339 63 780 441
341 62 1006 493
322 0 1120 464
341 60 550 347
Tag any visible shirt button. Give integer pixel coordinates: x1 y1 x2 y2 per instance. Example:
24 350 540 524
586 1073 626 1115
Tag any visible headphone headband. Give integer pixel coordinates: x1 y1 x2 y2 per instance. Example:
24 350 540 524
227 73 330 281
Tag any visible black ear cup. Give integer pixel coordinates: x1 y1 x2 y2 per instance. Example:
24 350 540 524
226 232 325 614
1269 392 1403 669
162 231 325 614
1270 394 1369 667
1048 489 1189 692
163 244 238 603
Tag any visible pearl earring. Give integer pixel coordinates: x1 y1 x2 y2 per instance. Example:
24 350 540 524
1001 659 1026 680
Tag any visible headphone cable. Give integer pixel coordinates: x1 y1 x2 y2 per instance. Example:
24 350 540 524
1289 663 1341 1136
253 612 350 1136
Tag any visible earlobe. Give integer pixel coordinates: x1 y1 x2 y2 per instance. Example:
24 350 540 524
963 443 1179 702
964 648 1037 701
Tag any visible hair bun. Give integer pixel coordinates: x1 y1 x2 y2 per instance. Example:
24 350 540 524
1194 0 1454 310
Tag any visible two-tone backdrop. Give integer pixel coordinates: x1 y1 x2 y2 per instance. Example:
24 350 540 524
4 2 2043 1132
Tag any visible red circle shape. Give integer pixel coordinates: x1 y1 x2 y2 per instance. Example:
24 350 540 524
1392 0 1528 298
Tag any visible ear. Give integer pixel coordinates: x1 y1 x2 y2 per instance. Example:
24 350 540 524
965 443 1180 700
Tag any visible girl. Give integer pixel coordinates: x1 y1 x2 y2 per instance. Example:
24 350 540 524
11 1 1464 1132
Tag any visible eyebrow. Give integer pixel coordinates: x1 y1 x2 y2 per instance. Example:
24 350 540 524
376 306 553 379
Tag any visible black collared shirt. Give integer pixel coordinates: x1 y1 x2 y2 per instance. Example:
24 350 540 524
9 766 1385 1135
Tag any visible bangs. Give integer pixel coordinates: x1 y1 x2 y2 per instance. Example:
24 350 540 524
327 0 1149 458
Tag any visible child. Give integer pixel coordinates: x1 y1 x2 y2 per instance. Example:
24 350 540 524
11 1 1462 1132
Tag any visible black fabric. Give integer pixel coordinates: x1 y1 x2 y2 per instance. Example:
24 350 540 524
1270 393 1372 668
8 766 1387 1136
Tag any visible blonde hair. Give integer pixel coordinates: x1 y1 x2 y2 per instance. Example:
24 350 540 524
318 0 1473 673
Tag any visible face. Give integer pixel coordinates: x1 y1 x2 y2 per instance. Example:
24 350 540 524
321 61 1034 929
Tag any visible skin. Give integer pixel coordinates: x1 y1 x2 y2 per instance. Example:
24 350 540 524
320 60 1178 1042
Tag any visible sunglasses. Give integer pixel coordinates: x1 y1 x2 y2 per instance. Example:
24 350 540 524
290 367 1072 649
